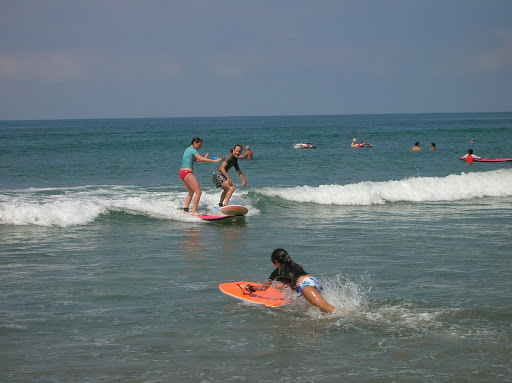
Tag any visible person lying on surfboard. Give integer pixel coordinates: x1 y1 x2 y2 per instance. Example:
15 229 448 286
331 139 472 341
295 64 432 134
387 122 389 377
211 144 247 207
351 138 371 148
245 248 348 314
461 148 481 163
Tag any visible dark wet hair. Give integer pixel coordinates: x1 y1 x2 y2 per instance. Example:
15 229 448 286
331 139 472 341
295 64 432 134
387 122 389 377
271 248 305 273
415 142 420 146
234 144 243 150
190 137 203 145
431 143 435 147
468 148 473 154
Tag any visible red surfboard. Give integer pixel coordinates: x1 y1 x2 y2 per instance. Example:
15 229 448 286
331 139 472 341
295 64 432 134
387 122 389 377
459 157 512 162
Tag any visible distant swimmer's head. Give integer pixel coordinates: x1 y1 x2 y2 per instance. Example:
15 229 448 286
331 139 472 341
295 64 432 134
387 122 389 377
352 138 357 142
245 146 250 150
468 149 473 154
415 142 420 146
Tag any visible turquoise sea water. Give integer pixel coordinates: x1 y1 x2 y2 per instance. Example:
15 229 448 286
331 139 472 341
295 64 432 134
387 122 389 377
1 113 512 382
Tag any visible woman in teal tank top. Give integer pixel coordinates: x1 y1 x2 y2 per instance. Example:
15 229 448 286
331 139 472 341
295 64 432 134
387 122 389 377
179 137 221 215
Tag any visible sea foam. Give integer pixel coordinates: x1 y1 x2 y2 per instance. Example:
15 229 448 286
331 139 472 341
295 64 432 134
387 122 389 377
1 169 510 227
0 186 197 227
256 169 512 206
0 185 254 227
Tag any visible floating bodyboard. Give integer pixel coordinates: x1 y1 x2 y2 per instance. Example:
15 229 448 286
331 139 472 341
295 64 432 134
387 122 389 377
219 281 293 307
294 143 316 149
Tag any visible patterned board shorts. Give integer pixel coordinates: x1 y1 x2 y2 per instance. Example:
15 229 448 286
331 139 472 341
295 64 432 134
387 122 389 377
212 170 227 188
297 276 323 296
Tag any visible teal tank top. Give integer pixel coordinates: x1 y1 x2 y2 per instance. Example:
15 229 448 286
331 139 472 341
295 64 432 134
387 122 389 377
181 146 198 168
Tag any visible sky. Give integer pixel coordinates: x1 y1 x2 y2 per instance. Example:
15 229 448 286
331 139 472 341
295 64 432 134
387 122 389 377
0 0 511 120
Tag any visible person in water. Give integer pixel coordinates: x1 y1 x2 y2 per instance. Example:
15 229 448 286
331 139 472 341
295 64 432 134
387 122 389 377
179 137 222 215
239 145 253 159
461 148 481 163
211 144 247 207
430 142 436 151
411 142 421 151
245 248 345 314
352 138 370 147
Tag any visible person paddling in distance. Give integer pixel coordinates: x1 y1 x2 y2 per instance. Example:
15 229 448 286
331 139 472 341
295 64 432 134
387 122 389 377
179 137 222 215
461 148 481 163
245 248 348 314
211 144 247 207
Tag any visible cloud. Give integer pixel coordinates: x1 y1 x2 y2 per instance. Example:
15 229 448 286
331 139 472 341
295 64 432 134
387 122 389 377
0 51 182 83
98 52 182 81
476 30 512 72
0 52 86 82
428 29 512 77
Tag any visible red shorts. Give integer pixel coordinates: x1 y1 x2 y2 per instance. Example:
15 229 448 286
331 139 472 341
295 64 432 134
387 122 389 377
179 169 193 180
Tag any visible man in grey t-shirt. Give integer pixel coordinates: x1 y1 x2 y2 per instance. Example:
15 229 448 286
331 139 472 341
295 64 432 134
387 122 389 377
211 144 247 206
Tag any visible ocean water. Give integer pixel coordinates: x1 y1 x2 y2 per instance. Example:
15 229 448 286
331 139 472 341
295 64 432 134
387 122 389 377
1 113 511 382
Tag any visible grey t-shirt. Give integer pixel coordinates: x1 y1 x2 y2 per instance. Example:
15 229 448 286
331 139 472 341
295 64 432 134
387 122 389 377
218 153 240 172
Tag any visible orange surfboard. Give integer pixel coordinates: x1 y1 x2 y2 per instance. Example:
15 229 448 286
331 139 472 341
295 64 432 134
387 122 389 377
219 281 293 307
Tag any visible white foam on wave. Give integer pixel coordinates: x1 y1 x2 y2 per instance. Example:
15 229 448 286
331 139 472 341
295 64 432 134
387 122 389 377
257 169 512 206
0 200 107 227
0 185 256 227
